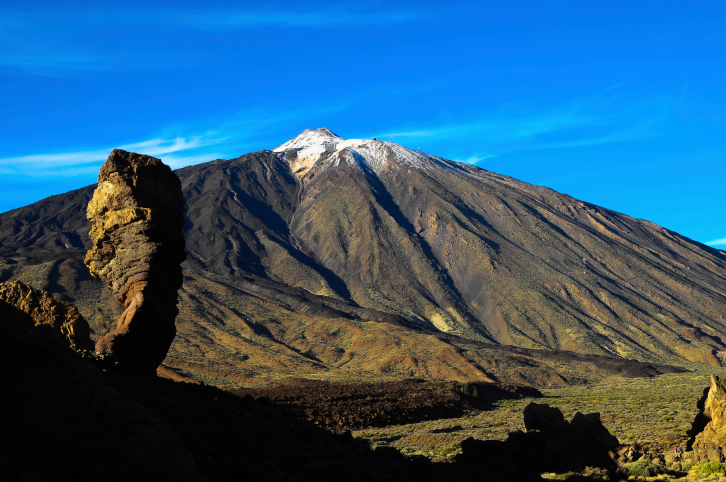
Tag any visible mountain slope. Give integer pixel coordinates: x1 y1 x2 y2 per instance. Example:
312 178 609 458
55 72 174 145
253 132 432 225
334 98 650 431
1 128 725 380
277 128 726 364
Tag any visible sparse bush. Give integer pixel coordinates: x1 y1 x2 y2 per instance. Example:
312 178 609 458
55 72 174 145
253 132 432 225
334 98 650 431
696 461 726 475
438 441 462 455
615 460 668 478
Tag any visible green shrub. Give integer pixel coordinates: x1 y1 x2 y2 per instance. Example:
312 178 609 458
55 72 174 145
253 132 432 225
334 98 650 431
438 441 462 455
615 460 668 478
697 461 726 474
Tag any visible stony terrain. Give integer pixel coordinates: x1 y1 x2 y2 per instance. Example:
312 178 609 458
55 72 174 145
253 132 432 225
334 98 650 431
1 288 720 481
231 378 542 429
690 374 726 463
352 370 721 462
1 289 551 481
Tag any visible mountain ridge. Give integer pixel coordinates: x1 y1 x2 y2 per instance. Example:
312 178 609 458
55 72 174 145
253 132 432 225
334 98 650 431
1 130 725 385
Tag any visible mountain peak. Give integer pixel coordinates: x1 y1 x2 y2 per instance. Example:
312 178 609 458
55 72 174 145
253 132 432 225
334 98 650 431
274 128 432 179
273 128 344 152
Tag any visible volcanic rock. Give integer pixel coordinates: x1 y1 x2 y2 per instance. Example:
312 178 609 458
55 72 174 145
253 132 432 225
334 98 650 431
232 378 543 429
688 374 726 462
457 403 618 476
0 287 197 482
0 280 93 350
85 149 186 371
523 402 569 432
0 285 533 481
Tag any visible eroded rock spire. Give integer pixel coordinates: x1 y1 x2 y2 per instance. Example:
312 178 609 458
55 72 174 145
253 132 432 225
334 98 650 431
85 149 186 372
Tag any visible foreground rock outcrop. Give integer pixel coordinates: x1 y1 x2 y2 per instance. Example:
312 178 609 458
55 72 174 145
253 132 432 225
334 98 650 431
688 374 726 462
0 289 197 482
0 280 93 351
456 402 619 477
85 149 186 371
0 285 539 481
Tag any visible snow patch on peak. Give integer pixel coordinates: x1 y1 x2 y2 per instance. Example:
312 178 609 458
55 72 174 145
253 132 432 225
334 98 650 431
273 128 344 152
273 128 472 182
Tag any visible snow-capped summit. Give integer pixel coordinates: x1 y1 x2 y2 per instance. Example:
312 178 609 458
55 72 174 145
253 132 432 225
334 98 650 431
274 128 442 180
273 128 343 152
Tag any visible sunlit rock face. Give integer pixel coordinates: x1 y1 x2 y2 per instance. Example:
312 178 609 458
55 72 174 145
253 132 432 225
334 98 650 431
85 149 186 372
690 374 726 462
0 280 93 351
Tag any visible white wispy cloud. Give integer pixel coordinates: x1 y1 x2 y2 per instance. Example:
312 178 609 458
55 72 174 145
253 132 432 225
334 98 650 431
0 133 225 176
172 9 425 29
377 87 671 157
120 135 225 156
0 98 351 177
707 237 726 246
0 53 100 69
0 5 428 76
0 150 110 169
452 154 497 164
161 152 227 169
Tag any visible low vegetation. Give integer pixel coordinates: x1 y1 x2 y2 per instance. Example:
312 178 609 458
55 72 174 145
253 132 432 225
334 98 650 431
352 368 726 467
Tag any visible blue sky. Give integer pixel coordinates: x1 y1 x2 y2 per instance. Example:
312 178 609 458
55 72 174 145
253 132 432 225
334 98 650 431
1 1 725 247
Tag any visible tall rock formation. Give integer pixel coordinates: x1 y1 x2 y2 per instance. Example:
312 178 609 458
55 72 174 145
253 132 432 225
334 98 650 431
85 149 186 371
689 374 726 462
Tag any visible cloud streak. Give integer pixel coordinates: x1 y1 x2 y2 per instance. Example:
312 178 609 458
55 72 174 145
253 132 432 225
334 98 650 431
0 4 428 75
707 237 726 246
0 134 225 176
171 9 425 29
0 53 100 70
0 97 351 177
377 86 672 163
452 154 497 164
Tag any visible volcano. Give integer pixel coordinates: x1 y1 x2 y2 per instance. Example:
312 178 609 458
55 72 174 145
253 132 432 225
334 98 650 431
1 128 724 385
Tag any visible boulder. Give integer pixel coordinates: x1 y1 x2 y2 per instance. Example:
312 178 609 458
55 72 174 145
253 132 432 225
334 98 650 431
457 403 619 476
523 402 568 432
0 280 93 351
688 374 726 462
85 149 186 371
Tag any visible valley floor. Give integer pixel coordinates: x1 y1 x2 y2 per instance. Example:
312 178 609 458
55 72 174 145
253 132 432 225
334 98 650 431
351 369 725 461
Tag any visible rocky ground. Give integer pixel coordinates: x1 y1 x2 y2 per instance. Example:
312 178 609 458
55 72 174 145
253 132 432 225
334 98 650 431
2 294 551 481
350 370 723 461
230 378 541 429
4 284 726 481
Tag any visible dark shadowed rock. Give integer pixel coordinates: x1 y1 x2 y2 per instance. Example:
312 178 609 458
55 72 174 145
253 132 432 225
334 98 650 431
0 288 197 482
524 402 569 432
0 280 93 351
232 379 543 429
457 403 618 477
688 374 726 462
85 149 186 371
